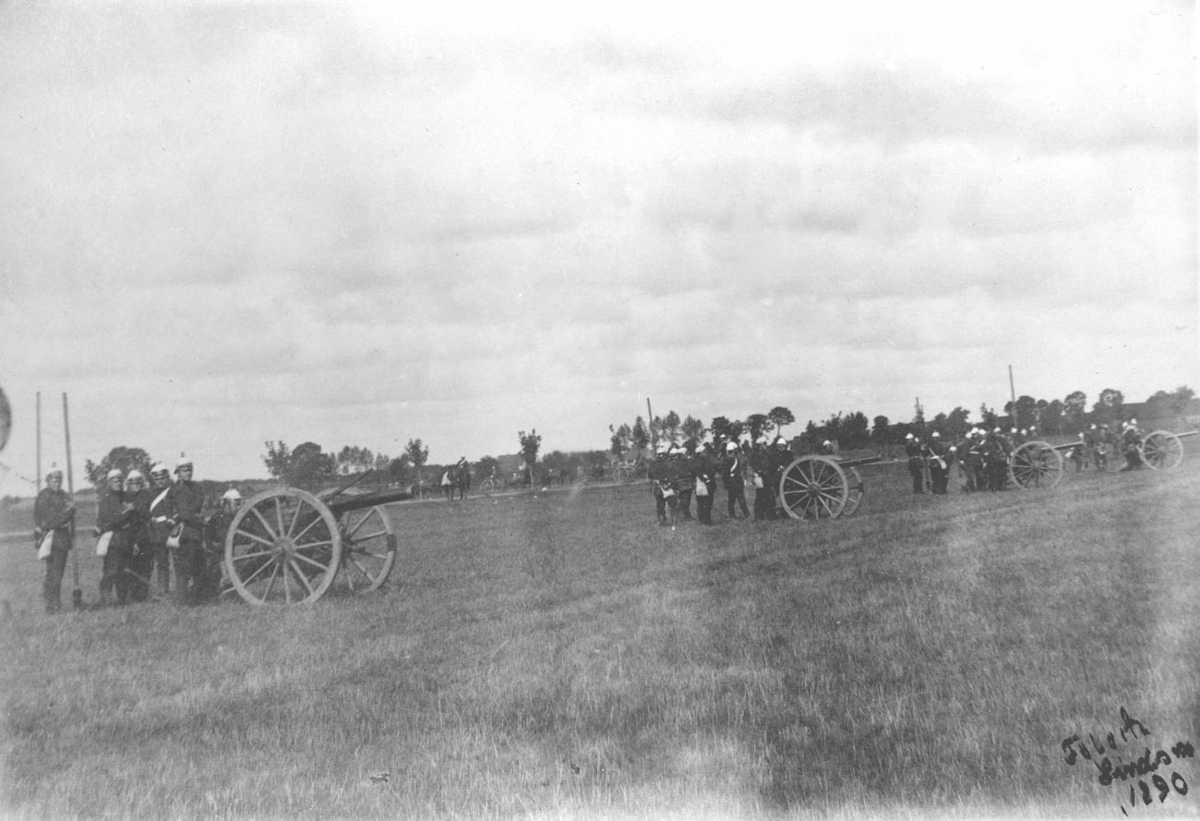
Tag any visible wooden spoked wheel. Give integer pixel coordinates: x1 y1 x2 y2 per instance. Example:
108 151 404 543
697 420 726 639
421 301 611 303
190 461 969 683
224 488 341 606
479 478 496 496
338 505 396 593
778 456 849 520
1140 430 1184 470
842 466 865 517
1008 441 1064 489
616 465 633 484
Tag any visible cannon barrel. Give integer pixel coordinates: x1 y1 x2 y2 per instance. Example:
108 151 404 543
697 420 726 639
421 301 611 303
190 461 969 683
327 487 413 516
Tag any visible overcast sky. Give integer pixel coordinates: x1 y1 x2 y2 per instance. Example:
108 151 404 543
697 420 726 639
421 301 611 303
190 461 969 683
1 0 1196 487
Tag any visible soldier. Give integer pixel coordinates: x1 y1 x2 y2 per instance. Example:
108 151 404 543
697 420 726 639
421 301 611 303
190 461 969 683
905 433 926 494
673 444 694 521
1094 424 1112 471
202 488 242 602
1069 441 1085 473
647 443 673 525
168 455 208 604
146 463 174 596
33 466 75 613
982 428 1011 491
720 440 750 520
749 436 774 520
124 470 154 603
96 469 138 605
767 436 793 518
927 432 950 494
1120 419 1144 471
690 440 718 525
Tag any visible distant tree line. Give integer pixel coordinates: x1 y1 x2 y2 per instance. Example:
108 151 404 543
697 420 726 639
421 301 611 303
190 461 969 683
605 386 1195 456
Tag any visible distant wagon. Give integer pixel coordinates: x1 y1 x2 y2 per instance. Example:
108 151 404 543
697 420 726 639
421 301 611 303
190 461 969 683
222 476 409 606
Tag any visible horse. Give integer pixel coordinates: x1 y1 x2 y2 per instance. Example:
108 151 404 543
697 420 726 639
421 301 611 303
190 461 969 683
446 462 471 501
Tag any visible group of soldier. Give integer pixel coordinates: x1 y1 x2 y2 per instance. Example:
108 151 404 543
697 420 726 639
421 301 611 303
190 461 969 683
32 456 244 613
903 418 1150 496
645 435 796 525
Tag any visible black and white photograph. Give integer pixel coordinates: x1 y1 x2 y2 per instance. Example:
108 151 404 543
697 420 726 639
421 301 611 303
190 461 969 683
1 1 1197 818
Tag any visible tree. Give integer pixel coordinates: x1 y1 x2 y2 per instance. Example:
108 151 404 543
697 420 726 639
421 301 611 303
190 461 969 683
630 416 650 452
336 445 375 476
768 406 795 436
288 442 336 489
1039 399 1064 436
609 423 632 456
943 406 972 439
387 454 411 485
1091 388 1125 426
871 415 890 446
840 411 870 449
745 413 772 440
86 446 154 488
660 410 682 445
709 416 737 443
681 415 705 443
913 398 926 427
475 455 499 480
262 441 292 481
518 429 542 486
979 404 999 430
405 438 430 497
1005 395 1038 432
1063 391 1087 431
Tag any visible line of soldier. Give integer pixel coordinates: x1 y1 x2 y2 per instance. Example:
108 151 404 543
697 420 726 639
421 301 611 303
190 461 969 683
905 418 1149 497
645 435 795 525
1065 421 1145 472
32 455 244 613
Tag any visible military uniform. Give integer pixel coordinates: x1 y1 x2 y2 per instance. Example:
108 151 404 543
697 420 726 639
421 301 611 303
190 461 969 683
33 472 75 613
96 474 139 605
1120 423 1143 471
168 460 207 604
689 446 718 525
720 445 750 520
124 473 154 602
927 435 950 494
905 436 926 494
146 466 174 595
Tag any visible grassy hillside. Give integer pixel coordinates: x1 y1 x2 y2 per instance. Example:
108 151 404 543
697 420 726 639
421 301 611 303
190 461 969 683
2 462 1198 819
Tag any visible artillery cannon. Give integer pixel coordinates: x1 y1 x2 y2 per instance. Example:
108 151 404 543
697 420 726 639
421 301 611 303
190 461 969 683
222 475 410 606
1006 430 1197 490
777 454 883 520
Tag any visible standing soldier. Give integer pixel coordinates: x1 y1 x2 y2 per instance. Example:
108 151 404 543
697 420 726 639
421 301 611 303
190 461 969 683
905 433 926 494
146 463 174 597
647 443 673 525
1094 424 1111 471
33 466 75 614
168 455 207 604
767 436 793 518
982 428 1010 491
203 487 242 602
720 440 750 520
690 440 718 525
124 470 154 603
927 432 950 494
673 444 694 521
96 469 137 605
1120 420 1144 471
749 436 774 520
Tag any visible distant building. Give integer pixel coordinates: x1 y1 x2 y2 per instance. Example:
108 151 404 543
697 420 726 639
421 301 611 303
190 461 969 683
1122 398 1200 432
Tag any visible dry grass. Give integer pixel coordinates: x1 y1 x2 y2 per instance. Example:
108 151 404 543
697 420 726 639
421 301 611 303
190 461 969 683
2 463 1198 820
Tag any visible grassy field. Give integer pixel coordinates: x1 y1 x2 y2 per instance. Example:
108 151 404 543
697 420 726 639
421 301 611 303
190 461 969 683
2 462 1198 820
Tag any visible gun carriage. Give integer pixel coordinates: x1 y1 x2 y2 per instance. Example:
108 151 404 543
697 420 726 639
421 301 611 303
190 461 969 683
223 474 408 606
1005 430 1196 490
777 454 882 520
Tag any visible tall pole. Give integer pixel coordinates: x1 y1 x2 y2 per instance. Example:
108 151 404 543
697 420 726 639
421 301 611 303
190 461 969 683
63 392 82 609
1008 365 1017 425
36 392 41 492
646 397 654 447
